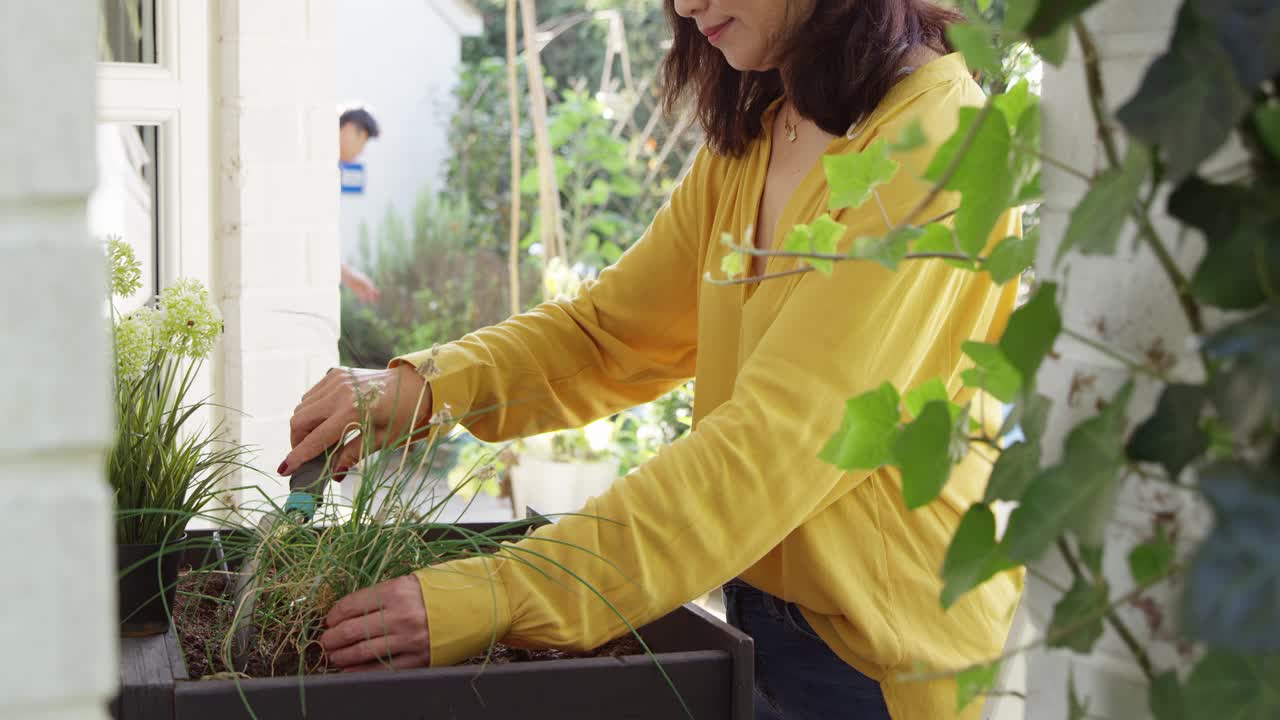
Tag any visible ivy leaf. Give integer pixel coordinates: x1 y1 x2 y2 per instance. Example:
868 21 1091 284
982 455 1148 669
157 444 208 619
1057 144 1149 263
1011 102 1042 196
1183 651 1280 719
1256 103 1280 160
941 504 1018 608
718 230 747 277
1126 383 1209 480
1129 528 1175 586
890 120 927 153
720 250 745 279
903 377 951 419
948 22 1002 77
1202 305 1280 420
1184 461 1280 652
1192 0 1280 91
1024 0 1102 38
894 402 955 509
1005 383 1133 562
1049 576 1109 653
783 214 848 276
850 227 916 271
819 382 901 471
994 80 1035 129
999 392 1052 443
912 223 977 269
824 138 900 211
1014 170 1043 205
984 228 1039 285
983 440 1041 503
1115 3 1252 182
925 106 1016 257
961 342 1021 403
956 661 1000 712
1169 177 1280 311
1033 23 1072 66
1003 0 1036 33
998 282 1061 391
976 0 994 13
1149 671 1187 720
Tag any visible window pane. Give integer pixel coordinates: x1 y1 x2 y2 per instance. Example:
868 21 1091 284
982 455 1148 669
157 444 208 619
90 124 160 311
98 0 156 64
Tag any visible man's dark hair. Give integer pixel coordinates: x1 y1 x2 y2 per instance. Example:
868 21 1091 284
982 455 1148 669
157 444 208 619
339 108 381 139
662 0 961 157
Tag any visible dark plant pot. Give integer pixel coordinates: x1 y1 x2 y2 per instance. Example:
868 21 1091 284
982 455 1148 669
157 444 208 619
113 525 754 720
118 536 186 637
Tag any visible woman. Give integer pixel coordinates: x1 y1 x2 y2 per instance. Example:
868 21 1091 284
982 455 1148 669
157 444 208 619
286 1 1022 717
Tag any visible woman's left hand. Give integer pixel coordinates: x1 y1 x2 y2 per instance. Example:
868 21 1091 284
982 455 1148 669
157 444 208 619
318 575 432 672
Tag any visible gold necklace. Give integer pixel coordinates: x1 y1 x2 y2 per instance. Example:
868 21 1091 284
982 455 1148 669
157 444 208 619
782 102 799 143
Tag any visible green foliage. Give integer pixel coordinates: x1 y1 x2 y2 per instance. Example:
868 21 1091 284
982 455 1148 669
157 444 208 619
1114 1 1260 181
941 504 1017 608
955 660 1001 711
997 282 1061 392
1004 383 1133 562
1185 461 1280 652
783 214 848 275
850 227 916 271
819 382 901 471
896 402 961 509
520 88 659 269
1049 575 1109 653
925 105 1016 256
1181 651 1280 719
1256 102 1280 159
1129 528 1175 586
340 195 541 368
824 138 901 212
961 342 1022 403
106 239 249 545
948 21 1003 78
984 227 1038 284
1168 177 1280 311
1149 671 1187 720
1126 384 1210 480
1058 144 1150 261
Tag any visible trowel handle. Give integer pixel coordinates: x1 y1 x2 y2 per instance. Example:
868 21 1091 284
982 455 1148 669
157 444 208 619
282 453 333 521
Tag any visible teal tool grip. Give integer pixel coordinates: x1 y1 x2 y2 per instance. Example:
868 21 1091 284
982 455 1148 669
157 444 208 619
283 490 320 521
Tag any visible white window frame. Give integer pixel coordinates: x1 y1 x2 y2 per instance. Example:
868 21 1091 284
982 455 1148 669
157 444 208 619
96 0 210 294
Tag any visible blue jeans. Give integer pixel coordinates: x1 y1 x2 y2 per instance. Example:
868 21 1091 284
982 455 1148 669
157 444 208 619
723 579 891 720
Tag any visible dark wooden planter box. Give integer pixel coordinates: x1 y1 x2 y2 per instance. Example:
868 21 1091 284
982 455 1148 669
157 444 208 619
113 524 754 720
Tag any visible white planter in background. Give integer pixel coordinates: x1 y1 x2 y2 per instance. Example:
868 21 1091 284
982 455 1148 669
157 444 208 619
510 456 621 518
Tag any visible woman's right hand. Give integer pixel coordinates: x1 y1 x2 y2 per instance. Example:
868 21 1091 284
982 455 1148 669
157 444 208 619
280 363 433 478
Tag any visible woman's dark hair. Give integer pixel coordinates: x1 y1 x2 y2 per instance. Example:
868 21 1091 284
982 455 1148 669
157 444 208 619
662 1 962 156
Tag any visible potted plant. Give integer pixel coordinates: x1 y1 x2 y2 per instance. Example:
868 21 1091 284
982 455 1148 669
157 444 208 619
113 430 753 720
106 238 249 636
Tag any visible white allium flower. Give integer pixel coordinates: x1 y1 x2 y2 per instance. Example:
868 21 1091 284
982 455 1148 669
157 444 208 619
156 278 222 360
114 307 157 382
108 236 143 298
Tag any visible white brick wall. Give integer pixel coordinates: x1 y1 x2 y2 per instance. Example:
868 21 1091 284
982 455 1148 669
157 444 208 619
0 3 117 719
218 0 340 512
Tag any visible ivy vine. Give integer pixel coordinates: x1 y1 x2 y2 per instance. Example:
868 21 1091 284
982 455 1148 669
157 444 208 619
712 0 1280 715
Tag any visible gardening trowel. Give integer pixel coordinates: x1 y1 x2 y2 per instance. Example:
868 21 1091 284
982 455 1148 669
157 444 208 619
229 453 334 664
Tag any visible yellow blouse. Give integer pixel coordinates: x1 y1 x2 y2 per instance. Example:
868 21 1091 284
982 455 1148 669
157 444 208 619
396 53 1022 720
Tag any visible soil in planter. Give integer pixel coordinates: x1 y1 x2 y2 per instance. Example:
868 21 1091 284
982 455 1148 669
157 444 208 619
174 571 644 679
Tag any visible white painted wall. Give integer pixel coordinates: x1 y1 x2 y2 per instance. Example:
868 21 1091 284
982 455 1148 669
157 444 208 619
1 3 117 719
218 0 343 513
335 0 482 260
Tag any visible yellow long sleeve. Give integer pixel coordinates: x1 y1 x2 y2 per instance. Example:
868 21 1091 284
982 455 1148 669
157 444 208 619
397 53 1021 720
